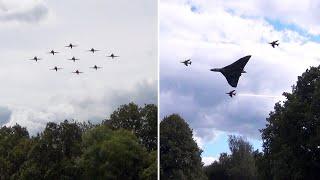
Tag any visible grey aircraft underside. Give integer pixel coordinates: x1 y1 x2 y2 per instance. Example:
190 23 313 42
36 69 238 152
210 55 251 88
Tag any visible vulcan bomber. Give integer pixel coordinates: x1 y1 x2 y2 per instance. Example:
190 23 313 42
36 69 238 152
210 55 251 88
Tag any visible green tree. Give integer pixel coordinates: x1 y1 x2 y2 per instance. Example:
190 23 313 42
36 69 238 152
17 120 83 179
160 114 207 180
79 125 149 180
261 66 320 179
105 103 157 151
0 103 158 179
0 125 31 179
204 136 257 180
141 150 157 180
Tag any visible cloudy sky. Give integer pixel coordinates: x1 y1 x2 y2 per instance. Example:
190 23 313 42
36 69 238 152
0 0 157 134
160 0 320 165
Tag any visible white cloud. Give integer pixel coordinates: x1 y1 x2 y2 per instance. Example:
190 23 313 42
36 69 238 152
0 0 48 23
165 0 320 35
160 0 320 148
202 156 218 166
0 0 157 133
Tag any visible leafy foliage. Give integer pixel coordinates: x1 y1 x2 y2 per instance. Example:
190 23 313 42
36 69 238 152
204 136 257 180
160 114 207 180
260 66 320 179
104 103 157 152
0 103 157 179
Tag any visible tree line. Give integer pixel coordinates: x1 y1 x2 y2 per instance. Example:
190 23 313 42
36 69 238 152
0 103 157 180
160 66 320 179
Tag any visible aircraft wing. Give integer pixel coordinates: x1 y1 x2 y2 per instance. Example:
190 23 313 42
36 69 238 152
223 55 251 73
220 55 251 87
221 71 242 87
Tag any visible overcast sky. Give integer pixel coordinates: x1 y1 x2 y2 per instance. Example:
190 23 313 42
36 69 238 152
0 0 157 134
160 0 320 165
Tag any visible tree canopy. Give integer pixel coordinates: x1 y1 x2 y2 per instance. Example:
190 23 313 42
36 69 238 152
0 103 157 180
260 66 320 179
204 135 257 180
105 103 157 151
160 114 207 180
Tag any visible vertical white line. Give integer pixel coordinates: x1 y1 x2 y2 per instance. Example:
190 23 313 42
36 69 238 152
157 0 160 179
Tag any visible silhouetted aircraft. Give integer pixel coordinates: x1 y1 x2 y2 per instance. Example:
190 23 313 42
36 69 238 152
90 65 102 70
88 48 100 53
107 53 119 59
68 56 80 62
72 70 83 75
226 90 236 98
210 55 251 88
65 43 77 49
269 40 279 48
30 56 41 62
181 59 192 66
50 66 63 72
49 50 59 55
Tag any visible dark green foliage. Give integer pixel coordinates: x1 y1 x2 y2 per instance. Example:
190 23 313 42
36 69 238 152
79 126 149 179
0 103 157 179
160 114 207 180
105 103 158 151
0 124 31 179
204 136 257 180
260 66 320 179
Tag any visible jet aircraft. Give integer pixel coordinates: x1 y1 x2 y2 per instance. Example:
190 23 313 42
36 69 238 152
72 70 83 75
49 50 59 55
181 59 192 66
90 65 102 70
68 56 80 62
65 43 77 49
88 48 100 53
210 55 251 88
226 90 236 98
30 56 41 62
50 66 63 72
269 40 279 48
107 53 119 59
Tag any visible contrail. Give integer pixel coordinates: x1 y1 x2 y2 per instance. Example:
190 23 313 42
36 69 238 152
238 93 284 99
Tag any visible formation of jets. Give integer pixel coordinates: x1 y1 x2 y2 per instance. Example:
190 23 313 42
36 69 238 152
28 43 120 75
181 40 279 98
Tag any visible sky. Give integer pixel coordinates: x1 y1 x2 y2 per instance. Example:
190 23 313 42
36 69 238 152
160 0 320 165
0 0 157 135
